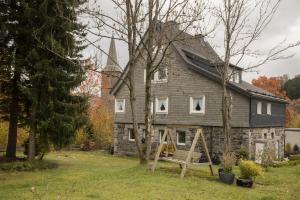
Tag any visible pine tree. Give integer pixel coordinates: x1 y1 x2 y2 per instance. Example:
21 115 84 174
13 0 88 159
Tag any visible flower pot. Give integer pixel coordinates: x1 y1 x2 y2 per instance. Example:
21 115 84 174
236 178 253 188
219 171 235 184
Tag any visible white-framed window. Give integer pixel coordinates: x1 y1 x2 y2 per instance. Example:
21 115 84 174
176 131 186 145
115 99 125 113
267 103 272 115
257 101 262 115
190 96 205 114
128 128 135 141
155 97 168 114
159 130 167 144
151 66 168 83
234 72 240 83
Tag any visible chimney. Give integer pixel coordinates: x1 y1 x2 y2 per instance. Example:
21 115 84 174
162 21 180 32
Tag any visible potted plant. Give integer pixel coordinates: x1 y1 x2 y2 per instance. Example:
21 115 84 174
236 147 248 165
236 160 262 188
219 152 236 184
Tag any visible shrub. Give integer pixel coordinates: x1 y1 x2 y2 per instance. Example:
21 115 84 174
221 152 236 173
289 154 300 161
285 143 292 154
261 146 276 170
239 160 263 180
237 147 249 160
0 160 58 172
293 144 300 152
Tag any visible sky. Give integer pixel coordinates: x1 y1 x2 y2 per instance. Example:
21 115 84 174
84 0 300 82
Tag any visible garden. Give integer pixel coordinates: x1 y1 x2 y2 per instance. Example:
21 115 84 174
1 151 300 200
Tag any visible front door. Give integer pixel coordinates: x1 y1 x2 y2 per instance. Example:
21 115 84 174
255 143 265 164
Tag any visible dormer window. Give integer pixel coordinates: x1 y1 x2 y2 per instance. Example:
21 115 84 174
267 103 272 115
234 72 240 83
155 97 168 114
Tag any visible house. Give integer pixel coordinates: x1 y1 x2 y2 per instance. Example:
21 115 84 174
110 21 287 161
285 128 300 153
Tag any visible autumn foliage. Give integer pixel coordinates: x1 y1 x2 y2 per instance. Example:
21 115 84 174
252 76 295 127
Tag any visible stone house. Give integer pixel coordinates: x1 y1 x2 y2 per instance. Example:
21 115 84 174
110 22 287 162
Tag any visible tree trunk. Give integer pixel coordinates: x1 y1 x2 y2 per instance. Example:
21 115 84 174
144 74 152 163
28 103 37 161
5 71 20 158
128 63 146 165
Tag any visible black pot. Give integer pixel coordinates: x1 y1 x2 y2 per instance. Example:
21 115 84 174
219 171 235 184
236 178 253 188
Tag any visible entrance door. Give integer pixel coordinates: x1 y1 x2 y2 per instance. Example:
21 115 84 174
255 143 265 164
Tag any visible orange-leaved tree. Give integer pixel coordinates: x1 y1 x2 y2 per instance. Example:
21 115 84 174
252 76 295 127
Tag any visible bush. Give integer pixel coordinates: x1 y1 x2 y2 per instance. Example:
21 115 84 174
289 154 300 161
0 122 28 147
239 160 263 179
285 143 292 154
273 160 300 168
237 147 248 160
0 160 58 172
293 144 299 152
261 146 276 170
221 152 236 173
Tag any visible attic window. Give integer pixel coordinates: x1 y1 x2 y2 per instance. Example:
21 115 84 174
155 97 168 114
267 103 272 115
190 97 205 114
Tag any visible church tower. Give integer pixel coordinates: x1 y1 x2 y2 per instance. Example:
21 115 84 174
101 36 122 99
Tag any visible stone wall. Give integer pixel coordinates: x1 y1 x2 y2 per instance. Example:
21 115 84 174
114 123 285 160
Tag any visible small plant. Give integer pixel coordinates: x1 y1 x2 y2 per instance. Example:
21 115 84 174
221 152 236 173
239 160 262 180
237 147 249 160
293 144 299 152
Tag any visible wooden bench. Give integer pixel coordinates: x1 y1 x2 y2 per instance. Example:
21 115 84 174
160 150 210 166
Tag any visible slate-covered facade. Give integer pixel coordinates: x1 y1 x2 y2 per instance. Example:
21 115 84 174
110 22 287 161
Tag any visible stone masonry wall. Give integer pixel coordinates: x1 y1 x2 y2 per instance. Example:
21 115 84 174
114 123 285 160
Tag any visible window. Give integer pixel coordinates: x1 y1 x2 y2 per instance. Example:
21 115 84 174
271 132 274 139
159 130 167 144
257 102 262 115
263 133 267 139
155 97 168 114
234 72 240 83
190 97 205 114
267 103 272 115
151 66 168 82
115 99 125 113
128 128 135 141
177 131 186 145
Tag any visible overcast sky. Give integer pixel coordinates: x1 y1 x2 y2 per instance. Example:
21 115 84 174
84 0 300 82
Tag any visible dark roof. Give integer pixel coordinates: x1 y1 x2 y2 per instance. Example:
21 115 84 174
175 45 287 103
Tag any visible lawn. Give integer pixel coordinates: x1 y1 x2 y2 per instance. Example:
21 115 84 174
0 151 299 200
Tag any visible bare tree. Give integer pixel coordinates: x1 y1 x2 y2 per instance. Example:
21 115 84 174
84 0 211 164
212 0 300 153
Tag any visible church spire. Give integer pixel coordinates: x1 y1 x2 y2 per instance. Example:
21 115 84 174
103 36 120 72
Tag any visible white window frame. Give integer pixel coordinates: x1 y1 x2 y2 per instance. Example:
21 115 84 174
257 101 262 115
234 72 240 83
115 99 125 113
152 68 168 83
176 131 186 146
159 130 167 144
155 97 168 114
189 96 205 114
267 103 272 115
128 128 135 142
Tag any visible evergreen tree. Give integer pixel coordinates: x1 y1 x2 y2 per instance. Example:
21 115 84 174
10 0 87 159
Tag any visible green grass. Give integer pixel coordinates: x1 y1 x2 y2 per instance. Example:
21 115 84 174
0 151 299 200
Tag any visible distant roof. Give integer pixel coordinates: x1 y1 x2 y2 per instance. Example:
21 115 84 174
102 36 122 72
